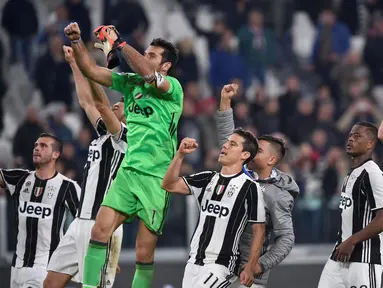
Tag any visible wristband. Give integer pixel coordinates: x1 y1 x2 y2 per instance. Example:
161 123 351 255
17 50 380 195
71 38 81 44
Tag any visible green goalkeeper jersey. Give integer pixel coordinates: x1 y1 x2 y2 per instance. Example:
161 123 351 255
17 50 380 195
110 72 183 178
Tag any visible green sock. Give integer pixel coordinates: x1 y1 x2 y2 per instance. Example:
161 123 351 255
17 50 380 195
132 262 154 288
83 240 108 287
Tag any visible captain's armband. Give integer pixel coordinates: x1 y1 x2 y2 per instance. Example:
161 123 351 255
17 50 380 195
143 71 165 88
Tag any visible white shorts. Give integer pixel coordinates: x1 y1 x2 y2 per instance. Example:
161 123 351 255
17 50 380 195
318 259 383 288
47 218 123 287
182 262 237 288
10 266 47 288
231 279 266 288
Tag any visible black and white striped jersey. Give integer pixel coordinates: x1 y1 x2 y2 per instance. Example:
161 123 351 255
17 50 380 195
0 169 80 268
330 159 383 264
183 170 265 273
76 118 127 220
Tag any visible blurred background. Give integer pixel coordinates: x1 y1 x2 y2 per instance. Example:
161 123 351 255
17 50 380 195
1 0 383 287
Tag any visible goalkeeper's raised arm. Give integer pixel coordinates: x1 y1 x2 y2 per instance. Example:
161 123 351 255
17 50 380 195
64 22 113 87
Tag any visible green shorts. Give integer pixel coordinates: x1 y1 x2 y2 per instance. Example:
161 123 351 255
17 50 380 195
102 167 171 235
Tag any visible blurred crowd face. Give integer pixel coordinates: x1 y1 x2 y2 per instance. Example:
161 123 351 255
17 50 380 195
311 129 328 151
286 76 300 92
317 102 334 122
219 134 249 166
264 98 279 115
184 82 200 100
320 10 336 26
33 137 59 168
26 106 40 123
56 5 68 21
62 142 75 159
346 125 374 157
234 102 249 119
78 127 92 146
182 98 196 116
50 35 65 59
249 10 264 28
297 98 314 116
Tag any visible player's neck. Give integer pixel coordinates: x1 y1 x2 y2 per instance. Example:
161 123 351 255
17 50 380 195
35 165 57 180
351 153 372 169
221 164 242 176
255 167 272 180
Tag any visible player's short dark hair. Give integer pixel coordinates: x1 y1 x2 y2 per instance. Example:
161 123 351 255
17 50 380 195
150 38 179 75
355 121 378 142
38 133 63 156
258 135 287 163
233 128 259 165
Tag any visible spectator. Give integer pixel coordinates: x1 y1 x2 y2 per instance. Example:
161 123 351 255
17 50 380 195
118 29 146 73
237 9 276 86
65 0 91 43
191 16 227 52
75 126 92 169
175 38 199 85
58 141 79 181
34 35 72 108
311 9 351 87
47 106 73 143
2 0 38 73
255 98 280 135
107 0 149 40
209 29 246 97
364 14 383 85
234 101 253 128
198 97 219 152
316 101 342 147
12 106 45 170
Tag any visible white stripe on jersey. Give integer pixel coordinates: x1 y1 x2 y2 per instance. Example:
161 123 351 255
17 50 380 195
77 120 127 220
1 170 80 268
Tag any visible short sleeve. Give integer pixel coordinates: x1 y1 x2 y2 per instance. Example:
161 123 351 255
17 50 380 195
111 123 128 152
247 182 266 223
95 118 108 136
182 171 215 199
365 170 383 211
110 72 142 93
162 76 183 103
65 181 80 217
0 169 30 195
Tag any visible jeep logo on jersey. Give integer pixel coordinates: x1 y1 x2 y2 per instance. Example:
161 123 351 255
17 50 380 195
339 193 352 209
128 103 154 118
88 148 101 162
19 201 53 219
201 199 230 218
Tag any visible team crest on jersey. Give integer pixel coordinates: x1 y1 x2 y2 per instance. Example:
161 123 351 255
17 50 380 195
260 185 266 194
47 186 56 199
227 185 237 197
34 187 43 197
135 93 144 100
215 185 225 195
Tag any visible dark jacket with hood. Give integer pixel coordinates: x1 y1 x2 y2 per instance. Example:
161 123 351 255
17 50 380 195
216 108 299 285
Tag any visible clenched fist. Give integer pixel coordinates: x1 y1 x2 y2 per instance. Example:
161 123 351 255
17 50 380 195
178 138 198 155
221 84 239 100
64 22 81 42
63 46 75 64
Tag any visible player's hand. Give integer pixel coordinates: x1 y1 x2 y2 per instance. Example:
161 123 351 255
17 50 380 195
178 138 198 155
116 264 121 274
254 262 263 275
63 46 75 64
221 84 239 100
335 238 355 262
64 22 81 42
240 265 254 287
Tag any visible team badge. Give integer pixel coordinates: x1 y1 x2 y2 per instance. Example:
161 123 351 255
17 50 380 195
135 93 143 100
47 186 56 199
34 187 43 197
260 185 266 194
215 185 225 195
227 185 237 198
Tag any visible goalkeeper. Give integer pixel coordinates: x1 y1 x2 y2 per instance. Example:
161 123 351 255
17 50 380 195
64 22 183 288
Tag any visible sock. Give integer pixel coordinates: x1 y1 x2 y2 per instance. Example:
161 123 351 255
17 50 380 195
132 262 154 288
83 240 108 288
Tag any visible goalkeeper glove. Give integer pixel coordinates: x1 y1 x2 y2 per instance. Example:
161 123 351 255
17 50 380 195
93 25 127 69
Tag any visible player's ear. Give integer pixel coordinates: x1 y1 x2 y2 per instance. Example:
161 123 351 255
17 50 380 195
52 151 60 161
162 62 172 73
241 151 250 162
268 155 278 166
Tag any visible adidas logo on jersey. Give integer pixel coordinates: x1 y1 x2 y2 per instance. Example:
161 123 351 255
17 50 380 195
339 193 352 210
19 201 53 219
201 199 230 218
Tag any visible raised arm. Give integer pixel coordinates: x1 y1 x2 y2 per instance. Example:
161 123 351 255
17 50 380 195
216 84 238 147
161 138 198 194
64 45 100 127
64 22 113 87
379 120 383 142
95 26 171 94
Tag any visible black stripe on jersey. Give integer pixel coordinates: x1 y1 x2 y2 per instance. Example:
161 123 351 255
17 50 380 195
49 180 70 260
96 118 108 136
364 172 377 210
195 176 230 266
1 169 29 186
349 172 367 263
215 180 252 272
159 191 171 233
120 127 127 143
23 177 47 267
11 172 29 267
91 138 113 219
168 113 175 135
77 161 91 217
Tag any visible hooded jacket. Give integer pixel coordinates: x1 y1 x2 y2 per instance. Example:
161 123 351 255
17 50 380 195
216 109 299 285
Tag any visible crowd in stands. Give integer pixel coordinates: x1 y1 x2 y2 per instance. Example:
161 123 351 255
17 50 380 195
2 0 383 250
